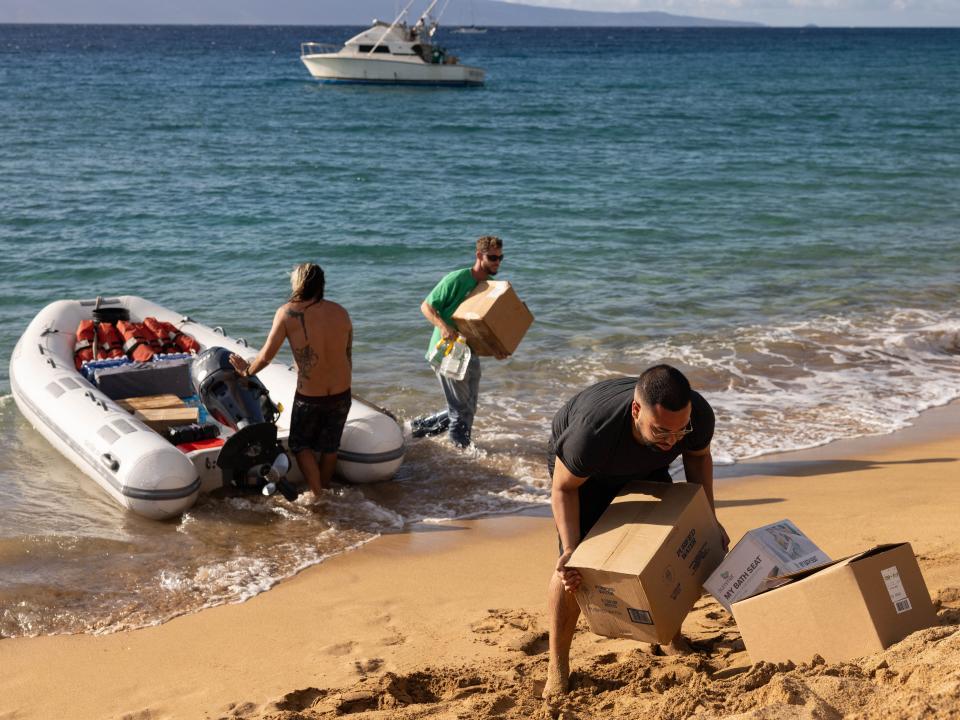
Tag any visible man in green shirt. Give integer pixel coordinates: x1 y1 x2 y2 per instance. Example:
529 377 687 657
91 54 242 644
417 236 507 447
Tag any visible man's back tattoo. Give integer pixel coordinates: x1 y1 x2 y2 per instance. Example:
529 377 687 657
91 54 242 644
293 345 319 388
286 308 308 339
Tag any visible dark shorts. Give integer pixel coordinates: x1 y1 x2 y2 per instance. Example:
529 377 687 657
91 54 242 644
546 436 672 549
288 389 352 455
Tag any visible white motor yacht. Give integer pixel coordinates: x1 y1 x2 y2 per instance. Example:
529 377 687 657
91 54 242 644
300 0 485 87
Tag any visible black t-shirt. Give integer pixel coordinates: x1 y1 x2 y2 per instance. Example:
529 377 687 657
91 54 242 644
551 377 715 480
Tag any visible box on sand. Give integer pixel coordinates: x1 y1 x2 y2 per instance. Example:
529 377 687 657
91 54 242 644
567 481 725 643
704 519 831 612
732 542 937 664
451 280 533 357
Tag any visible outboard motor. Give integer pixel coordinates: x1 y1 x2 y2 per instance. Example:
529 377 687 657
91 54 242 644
191 347 298 501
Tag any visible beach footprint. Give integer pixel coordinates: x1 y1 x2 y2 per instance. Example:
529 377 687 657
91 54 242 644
323 640 357 655
353 657 385 678
269 687 327 712
470 608 548 655
215 701 258 719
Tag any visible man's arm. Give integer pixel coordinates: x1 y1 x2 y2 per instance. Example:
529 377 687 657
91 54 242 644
229 307 287 377
420 300 456 342
682 445 729 549
551 457 587 592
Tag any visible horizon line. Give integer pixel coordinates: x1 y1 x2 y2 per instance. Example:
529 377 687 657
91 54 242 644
1 21 959 29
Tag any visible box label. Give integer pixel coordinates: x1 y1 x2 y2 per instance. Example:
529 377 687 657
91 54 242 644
676 529 696 560
882 565 912 614
722 554 764 601
627 608 653 625
760 521 824 566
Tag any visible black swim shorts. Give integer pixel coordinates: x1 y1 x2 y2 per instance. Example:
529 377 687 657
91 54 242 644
546 437 672 547
288 389 352 455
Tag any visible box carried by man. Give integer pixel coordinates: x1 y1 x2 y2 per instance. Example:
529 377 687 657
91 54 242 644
732 542 937 664
452 280 533 357
704 519 831 612
567 481 725 644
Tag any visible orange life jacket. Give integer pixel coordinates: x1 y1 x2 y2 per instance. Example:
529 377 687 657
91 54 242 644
96 322 126 360
74 319 96 370
143 317 200 354
116 321 158 362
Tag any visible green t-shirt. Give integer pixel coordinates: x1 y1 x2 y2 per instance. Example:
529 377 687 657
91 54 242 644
424 267 478 359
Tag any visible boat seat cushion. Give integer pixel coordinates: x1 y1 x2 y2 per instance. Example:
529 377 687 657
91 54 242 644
95 358 195 400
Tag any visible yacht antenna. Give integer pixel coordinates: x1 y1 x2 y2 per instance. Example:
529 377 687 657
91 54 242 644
369 0 417 55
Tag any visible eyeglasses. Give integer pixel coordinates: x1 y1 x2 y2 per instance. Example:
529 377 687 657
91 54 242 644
485 254 504 262
647 421 694 443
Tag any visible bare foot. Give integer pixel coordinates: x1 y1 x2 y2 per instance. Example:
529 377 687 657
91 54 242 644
542 660 570 699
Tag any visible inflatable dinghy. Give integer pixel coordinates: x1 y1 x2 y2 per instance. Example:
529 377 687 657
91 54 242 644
9 296 406 519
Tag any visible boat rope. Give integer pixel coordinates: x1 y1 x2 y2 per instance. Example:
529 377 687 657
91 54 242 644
434 0 452 26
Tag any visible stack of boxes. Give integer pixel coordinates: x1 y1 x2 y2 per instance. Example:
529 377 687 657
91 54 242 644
566 482 937 663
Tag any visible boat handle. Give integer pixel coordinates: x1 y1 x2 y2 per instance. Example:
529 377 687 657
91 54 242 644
213 326 224 335
38 344 45 355
84 391 109 412
100 453 120 472
237 337 248 347
46 358 56 368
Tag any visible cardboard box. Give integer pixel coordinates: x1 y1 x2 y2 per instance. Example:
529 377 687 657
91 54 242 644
133 406 199 432
117 394 185 412
567 481 725 643
451 280 533 357
704 519 831 612
732 543 937 664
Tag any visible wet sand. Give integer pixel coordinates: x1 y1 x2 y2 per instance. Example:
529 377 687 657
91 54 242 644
1 404 958 720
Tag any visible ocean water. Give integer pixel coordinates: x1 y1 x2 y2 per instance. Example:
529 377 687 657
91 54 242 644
1 25 959 637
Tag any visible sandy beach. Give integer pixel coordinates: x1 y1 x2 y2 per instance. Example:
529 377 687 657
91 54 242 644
1 404 958 720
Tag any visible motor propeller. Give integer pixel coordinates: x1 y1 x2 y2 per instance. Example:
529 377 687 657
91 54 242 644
256 451 298 501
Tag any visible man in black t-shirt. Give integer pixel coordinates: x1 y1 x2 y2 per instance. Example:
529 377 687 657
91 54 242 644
544 365 728 698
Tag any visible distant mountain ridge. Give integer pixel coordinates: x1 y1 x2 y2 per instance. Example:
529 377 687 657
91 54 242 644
0 0 762 27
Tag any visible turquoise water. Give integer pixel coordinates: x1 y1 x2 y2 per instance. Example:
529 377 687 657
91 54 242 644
1 25 959 637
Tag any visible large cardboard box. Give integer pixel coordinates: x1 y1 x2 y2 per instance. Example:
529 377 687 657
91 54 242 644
451 280 533 357
567 481 725 643
704 519 831 612
732 543 937 664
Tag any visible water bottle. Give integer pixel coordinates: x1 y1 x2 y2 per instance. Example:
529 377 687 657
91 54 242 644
439 335 471 382
428 338 452 367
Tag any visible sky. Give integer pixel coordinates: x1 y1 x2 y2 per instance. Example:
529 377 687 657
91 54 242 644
0 0 957 27
505 0 960 27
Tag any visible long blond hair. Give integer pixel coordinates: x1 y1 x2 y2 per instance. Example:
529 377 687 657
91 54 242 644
290 263 325 303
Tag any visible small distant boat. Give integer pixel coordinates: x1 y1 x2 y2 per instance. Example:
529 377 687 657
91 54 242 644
300 0 485 87
452 0 487 33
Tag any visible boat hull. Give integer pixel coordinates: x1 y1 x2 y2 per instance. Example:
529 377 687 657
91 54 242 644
10 296 406 519
301 55 484 86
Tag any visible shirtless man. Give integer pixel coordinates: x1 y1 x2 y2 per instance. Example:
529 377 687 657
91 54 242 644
230 263 353 497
